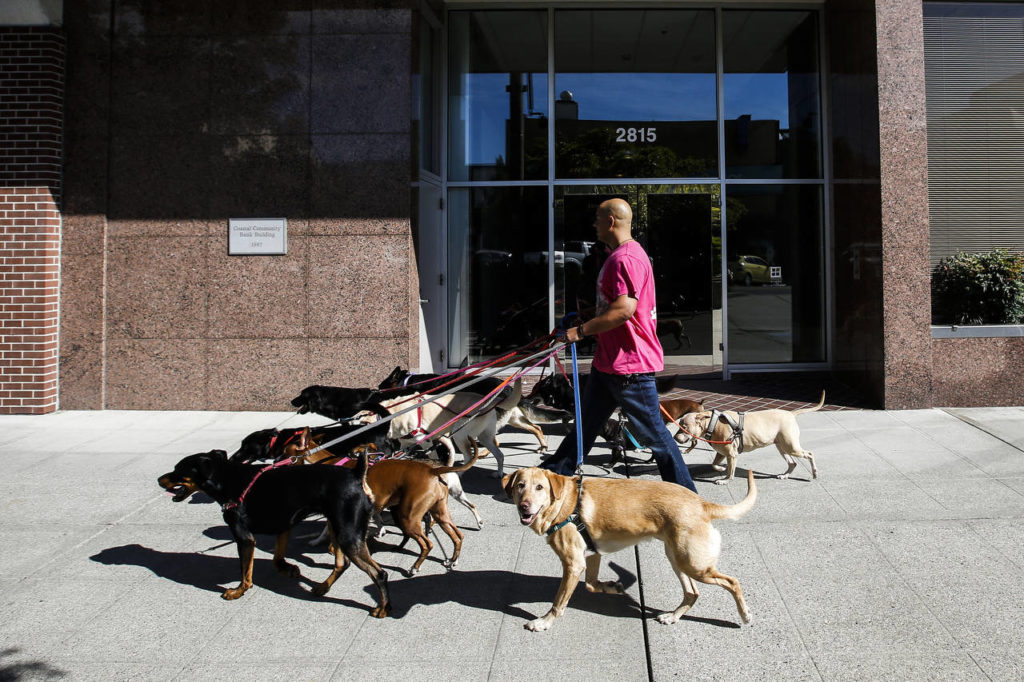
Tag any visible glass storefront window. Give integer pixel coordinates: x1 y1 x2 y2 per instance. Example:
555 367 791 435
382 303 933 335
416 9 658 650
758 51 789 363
726 185 824 363
448 11 549 181
555 185 723 371
555 10 718 179
723 10 822 179
438 7 828 371
447 187 549 364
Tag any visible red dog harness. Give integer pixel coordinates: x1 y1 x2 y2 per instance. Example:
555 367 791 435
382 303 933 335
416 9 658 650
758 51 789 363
222 459 293 511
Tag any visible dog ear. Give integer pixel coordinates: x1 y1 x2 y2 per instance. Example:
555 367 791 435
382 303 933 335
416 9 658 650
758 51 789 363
544 469 570 505
501 469 520 498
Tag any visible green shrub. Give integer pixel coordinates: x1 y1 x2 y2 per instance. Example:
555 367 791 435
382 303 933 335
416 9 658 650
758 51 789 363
931 249 1024 325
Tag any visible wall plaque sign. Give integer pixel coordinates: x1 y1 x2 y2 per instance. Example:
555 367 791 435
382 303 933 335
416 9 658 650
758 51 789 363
228 218 287 255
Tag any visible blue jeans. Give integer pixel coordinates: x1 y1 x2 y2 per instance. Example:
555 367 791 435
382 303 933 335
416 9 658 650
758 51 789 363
540 368 697 492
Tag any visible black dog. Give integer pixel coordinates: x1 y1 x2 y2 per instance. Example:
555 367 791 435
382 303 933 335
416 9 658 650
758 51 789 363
290 384 383 422
378 366 509 399
157 449 390 617
232 422 397 464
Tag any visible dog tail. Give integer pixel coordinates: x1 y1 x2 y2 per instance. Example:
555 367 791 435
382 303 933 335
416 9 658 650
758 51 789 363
792 390 826 416
353 449 374 505
431 447 481 476
495 377 523 411
705 470 757 521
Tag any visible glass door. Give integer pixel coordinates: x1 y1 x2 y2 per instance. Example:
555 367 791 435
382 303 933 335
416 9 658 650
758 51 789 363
556 185 722 375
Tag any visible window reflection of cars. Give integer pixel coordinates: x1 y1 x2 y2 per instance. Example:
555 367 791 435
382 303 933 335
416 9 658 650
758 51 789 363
524 241 595 269
728 254 773 286
474 249 513 268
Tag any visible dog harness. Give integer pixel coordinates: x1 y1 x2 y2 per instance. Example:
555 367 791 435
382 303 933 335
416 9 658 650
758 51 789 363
222 459 292 511
705 410 745 453
545 479 596 552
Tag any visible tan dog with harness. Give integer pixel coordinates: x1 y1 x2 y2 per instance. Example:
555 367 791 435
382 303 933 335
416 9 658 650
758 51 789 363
680 391 824 484
502 466 757 631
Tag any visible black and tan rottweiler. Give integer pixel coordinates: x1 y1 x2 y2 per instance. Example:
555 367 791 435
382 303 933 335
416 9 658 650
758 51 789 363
231 422 397 464
157 449 390 617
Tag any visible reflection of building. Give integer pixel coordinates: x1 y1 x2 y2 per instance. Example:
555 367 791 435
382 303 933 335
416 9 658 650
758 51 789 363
1 0 1022 412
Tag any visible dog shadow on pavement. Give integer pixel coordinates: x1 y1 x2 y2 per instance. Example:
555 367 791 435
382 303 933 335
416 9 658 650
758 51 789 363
89 541 374 614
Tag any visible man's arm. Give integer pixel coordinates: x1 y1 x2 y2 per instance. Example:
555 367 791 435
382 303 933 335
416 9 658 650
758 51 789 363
565 294 636 343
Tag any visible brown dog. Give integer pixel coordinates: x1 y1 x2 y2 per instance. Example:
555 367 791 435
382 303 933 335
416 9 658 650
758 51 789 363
659 397 705 445
368 451 481 576
502 467 756 631
680 391 824 484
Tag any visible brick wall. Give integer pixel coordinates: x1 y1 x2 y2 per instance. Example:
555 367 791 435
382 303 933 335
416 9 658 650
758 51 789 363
0 27 63 414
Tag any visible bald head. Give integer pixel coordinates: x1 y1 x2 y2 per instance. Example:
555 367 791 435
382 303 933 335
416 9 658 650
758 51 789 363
598 198 633 225
594 198 634 247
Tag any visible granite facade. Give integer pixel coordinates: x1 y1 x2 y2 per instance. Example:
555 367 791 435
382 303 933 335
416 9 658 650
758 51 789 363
60 0 418 410
47 1 1024 411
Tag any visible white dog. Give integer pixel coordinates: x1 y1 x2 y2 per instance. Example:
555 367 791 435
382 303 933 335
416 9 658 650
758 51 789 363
679 391 824 484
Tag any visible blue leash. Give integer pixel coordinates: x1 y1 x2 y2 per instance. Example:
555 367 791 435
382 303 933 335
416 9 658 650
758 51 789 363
570 339 583 473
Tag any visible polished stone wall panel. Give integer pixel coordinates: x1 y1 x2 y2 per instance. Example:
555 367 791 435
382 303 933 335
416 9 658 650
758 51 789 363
208 36 311 136
108 134 212 222
105 339 208 410
207 238 307 339
208 134 312 219
106 237 208 340
61 3 416 409
308 337 413 390
307 235 412 338
875 0 933 408
311 34 411 134
205 339 308 411
61 2 112 410
110 37 210 135
314 6 412 34
310 134 410 219
932 338 1024 407
210 1 313 36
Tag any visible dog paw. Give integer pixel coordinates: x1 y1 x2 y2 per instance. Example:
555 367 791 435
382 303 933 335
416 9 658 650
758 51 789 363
775 473 790 479
587 580 624 594
714 479 729 485
656 613 680 625
275 561 301 579
524 618 552 632
221 587 246 600
370 604 391 619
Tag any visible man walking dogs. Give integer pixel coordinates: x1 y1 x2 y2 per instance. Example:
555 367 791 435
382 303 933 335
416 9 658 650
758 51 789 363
542 198 697 492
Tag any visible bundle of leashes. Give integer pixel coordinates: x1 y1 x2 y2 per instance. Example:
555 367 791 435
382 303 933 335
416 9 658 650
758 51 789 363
302 333 573 460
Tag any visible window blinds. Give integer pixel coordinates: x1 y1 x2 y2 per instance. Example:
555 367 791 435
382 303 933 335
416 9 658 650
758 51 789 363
923 4 1024 266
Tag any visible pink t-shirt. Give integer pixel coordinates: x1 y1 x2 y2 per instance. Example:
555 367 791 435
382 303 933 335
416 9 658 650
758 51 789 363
592 240 664 374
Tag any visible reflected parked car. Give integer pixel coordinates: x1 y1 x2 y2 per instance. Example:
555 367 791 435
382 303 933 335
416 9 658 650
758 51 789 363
727 254 774 285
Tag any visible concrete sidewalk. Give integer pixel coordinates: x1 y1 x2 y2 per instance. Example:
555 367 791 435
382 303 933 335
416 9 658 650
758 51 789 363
1 406 1022 681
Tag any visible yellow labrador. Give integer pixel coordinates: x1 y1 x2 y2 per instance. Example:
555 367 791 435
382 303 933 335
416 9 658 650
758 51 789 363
502 467 756 631
680 391 824 484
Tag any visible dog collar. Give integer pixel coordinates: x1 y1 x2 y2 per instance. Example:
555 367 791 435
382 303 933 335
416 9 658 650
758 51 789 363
546 514 596 552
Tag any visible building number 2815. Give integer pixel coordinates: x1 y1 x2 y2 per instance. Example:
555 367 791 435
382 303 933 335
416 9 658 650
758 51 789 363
615 127 657 143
